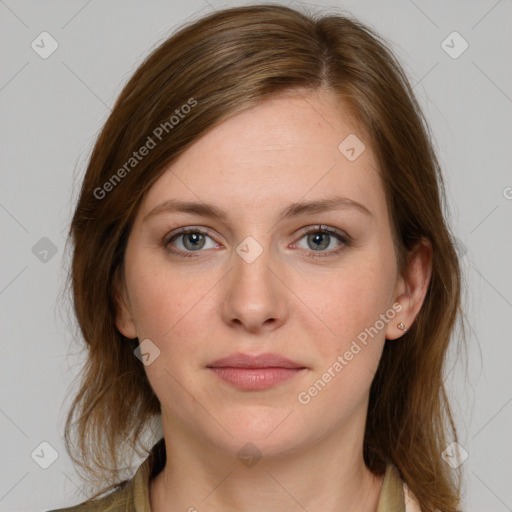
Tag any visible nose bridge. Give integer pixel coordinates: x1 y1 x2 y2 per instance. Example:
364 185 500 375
231 235 277 301
221 234 287 330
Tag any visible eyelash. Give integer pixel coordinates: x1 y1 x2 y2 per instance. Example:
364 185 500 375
163 225 351 259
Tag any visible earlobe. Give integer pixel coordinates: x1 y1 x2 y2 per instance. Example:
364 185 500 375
397 322 407 332
386 238 433 341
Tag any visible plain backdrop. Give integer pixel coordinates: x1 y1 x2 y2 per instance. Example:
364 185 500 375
1 0 511 510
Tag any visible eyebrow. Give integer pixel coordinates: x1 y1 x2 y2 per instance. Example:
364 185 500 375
143 195 372 223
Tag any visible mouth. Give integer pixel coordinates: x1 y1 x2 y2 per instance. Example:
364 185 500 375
206 352 307 391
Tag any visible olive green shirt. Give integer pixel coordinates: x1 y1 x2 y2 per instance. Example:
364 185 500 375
48 438 420 511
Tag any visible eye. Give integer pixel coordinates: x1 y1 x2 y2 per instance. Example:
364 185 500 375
292 225 350 258
164 227 218 257
163 225 350 259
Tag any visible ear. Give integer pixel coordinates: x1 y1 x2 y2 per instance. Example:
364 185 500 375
112 264 138 339
386 238 433 340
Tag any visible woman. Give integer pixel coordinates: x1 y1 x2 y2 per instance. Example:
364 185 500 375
49 4 464 511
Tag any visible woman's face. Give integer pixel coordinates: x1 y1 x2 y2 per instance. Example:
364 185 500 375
116 88 405 459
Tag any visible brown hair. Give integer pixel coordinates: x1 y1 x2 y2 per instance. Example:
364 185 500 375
63 4 464 510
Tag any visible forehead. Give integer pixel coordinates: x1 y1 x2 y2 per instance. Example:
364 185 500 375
139 88 385 222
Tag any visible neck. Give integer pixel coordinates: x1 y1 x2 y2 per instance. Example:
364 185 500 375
150 417 384 512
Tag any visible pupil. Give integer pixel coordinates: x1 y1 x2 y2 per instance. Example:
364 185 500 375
309 232 329 250
184 232 204 250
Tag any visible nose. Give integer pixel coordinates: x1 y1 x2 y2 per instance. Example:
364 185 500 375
221 243 289 334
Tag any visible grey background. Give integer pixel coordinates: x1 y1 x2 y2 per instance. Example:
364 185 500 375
1 0 511 510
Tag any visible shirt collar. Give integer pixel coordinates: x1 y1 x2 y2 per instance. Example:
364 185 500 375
129 438 406 511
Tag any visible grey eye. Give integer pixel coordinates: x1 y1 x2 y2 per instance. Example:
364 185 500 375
168 230 217 252
306 232 331 251
181 232 206 251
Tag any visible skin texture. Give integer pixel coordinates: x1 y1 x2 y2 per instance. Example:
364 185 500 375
115 88 432 512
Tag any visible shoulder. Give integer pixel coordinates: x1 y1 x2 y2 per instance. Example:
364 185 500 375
403 481 422 512
45 482 132 512
46 437 165 512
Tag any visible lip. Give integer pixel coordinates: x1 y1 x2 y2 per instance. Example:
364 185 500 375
208 352 305 369
207 352 307 390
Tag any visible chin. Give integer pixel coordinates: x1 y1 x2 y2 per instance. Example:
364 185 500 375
199 408 312 459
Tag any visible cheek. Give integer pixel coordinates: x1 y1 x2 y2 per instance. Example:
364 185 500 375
303 261 395 355
299 251 397 413
296 268 392 416
125 259 221 386
124 248 204 339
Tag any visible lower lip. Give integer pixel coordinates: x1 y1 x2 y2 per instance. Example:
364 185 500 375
208 367 305 390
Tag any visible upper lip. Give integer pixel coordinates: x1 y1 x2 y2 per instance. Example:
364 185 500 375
207 352 305 369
